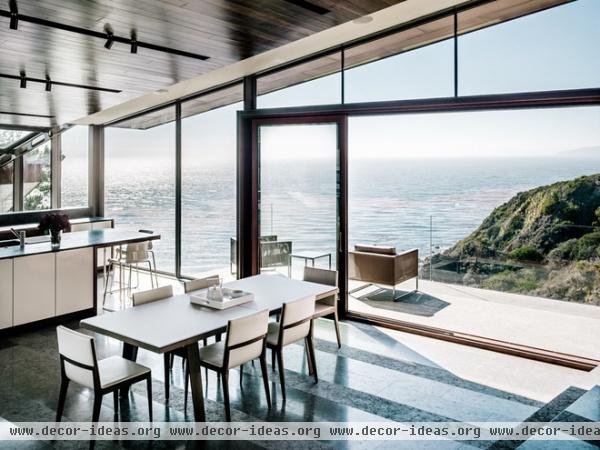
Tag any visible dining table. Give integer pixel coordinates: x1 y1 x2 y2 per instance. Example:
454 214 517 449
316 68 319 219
79 273 338 421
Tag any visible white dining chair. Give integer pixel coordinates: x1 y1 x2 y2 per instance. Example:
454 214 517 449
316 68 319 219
132 284 173 306
303 266 341 348
55 326 152 422
131 285 183 402
183 275 220 293
187 309 271 421
266 296 317 401
184 275 221 345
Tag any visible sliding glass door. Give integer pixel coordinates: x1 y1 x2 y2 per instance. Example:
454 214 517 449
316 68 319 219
346 107 600 361
256 118 342 281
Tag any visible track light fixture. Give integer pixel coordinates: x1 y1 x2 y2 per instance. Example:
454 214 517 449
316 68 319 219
8 0 18 30
0 7 209 60
130 30 138 53
0 72 121 93
104 31 114 49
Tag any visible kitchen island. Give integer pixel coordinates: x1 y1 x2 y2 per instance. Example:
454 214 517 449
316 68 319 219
0 229 160 334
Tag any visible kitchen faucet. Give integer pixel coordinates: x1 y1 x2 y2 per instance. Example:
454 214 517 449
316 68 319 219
10 228 26 248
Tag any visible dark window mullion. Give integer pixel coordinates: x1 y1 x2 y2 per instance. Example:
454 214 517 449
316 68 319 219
175 102 182 278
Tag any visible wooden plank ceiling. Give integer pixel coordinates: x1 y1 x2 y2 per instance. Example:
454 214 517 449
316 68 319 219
0 0 402 129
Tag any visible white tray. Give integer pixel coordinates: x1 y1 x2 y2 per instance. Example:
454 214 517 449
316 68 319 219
189 289 254 310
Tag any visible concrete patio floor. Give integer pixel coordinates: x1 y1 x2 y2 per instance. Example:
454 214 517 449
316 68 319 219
349 278 600 361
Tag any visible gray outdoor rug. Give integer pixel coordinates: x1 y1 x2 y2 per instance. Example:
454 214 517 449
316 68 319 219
358 288 450 317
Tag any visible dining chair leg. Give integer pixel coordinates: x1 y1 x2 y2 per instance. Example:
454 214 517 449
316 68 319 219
92 394 102 423
163 353 170 401
307 336 318 384
151 252 159 287
128 265 133 298
55 378 69 422
305 337 314 376
276 350 286 401
259 354 271 409
222 370 231 421
113 390 119 418
169 353 174 369
146 261 154 289
333 309 342 349
239 364 244 387
146 375 153 422
184 361 189 411
271 348 276 371
102 262 113 306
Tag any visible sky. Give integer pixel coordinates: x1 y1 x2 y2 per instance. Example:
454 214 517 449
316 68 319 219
102 0 600 163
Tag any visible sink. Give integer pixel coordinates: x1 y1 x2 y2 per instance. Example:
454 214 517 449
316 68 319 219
0 239 20 248
26 235 50 244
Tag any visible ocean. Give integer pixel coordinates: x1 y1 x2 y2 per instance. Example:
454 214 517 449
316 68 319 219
98 157 600 275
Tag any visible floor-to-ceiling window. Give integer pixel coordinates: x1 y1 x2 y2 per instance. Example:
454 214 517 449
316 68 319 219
60 126 89 208
242 0 600 363
258 121 339 279
347 106 600 360
181 85 243 279
105 107 176 273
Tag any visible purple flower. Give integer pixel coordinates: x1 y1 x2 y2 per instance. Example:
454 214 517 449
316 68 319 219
38 213 71 234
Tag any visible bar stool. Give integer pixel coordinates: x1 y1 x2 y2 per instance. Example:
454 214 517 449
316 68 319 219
102 241 158 308
139 229 159 287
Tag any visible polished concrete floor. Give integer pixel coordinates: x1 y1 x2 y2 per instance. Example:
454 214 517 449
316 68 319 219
1 312 599 450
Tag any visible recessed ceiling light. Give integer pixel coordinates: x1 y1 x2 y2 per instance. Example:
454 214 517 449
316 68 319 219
353 15 373 24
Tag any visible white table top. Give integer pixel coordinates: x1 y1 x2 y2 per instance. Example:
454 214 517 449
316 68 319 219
80 274 338 353
229 273 337 312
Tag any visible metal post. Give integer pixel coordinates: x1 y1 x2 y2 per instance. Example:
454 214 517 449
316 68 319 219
13 155 23 212
175 103 182 278
453 13 458 98
89 125 104 217
430 215 433 281
51 128 61 209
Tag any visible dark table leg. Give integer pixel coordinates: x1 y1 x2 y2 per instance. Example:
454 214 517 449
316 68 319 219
328 253 332 269
186 343 206 422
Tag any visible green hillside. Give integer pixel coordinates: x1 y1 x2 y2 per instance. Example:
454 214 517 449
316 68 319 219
439 174 600 304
